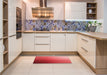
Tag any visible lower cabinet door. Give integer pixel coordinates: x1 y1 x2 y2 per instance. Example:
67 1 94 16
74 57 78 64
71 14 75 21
51 33 66 51
0 52 3 73
87 38 96 68
16 38 22 54
8 36 17 64
0 40 3 73
23 33 35 51
66 34 77 51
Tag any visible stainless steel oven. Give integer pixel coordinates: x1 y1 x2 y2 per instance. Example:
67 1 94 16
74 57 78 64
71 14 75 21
16 7 22 39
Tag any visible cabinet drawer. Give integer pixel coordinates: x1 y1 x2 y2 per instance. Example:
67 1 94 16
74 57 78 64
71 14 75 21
79 35 89 45
35 37 50 44
51 33 66 38
80 46 89 55
35 45 50 51
79 34 95 43
35 33 50 37
79 35 95 50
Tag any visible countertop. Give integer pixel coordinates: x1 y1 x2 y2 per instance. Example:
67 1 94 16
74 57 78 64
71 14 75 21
22 31 107 40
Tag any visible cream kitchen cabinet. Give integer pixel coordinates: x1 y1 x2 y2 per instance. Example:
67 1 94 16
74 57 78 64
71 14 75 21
8 0 16 36
51 33 66 51
0 18 2 39
66 34 77 51
0 0 3 39
22 33 35 51
65 2 86 19
8 36 17 64
0 19 2 39
0 40 3 73
16 38 22 54
78 34 96 68
22 33 78 52
0 52 3 73
35 33 51 51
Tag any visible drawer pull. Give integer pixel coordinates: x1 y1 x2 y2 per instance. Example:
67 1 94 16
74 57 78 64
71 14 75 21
81 47 88 52
81 38 88 42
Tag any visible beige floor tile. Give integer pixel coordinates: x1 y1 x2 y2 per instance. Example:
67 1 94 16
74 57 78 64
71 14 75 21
2 56 96 75
29 64 53 73
54 72 96 75
29 72 54 75
8 72 29 75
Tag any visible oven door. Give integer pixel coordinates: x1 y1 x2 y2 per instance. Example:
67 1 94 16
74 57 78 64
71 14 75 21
16 32 22 39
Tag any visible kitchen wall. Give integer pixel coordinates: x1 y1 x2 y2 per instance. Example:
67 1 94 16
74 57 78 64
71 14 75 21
23 0 94 20
22 1 26 31
23 0 39 20
48 0 65 20
23 0 103 32
16 0 23 8
104 0 107 33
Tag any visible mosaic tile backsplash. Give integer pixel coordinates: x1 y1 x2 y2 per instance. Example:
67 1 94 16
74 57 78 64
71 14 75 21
25 20 90 31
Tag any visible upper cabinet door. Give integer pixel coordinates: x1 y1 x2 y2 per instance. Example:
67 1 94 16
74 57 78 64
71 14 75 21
8 0 16 36
0 0 3 38
65 2 86 20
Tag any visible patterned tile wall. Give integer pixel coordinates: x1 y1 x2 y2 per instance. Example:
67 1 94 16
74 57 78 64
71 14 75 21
25 20 90 31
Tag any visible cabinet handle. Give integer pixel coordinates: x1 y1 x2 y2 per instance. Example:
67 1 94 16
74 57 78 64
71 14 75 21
9 34 16 37
81 47 88 52
81 38 88 42
2 44 5 52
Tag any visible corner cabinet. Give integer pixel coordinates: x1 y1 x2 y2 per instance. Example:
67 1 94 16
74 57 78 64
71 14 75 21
51 33 66 51
78 34 96 68
65 2 86 19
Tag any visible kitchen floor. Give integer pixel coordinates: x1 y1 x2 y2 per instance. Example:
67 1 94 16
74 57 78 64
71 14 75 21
2 55 96 75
